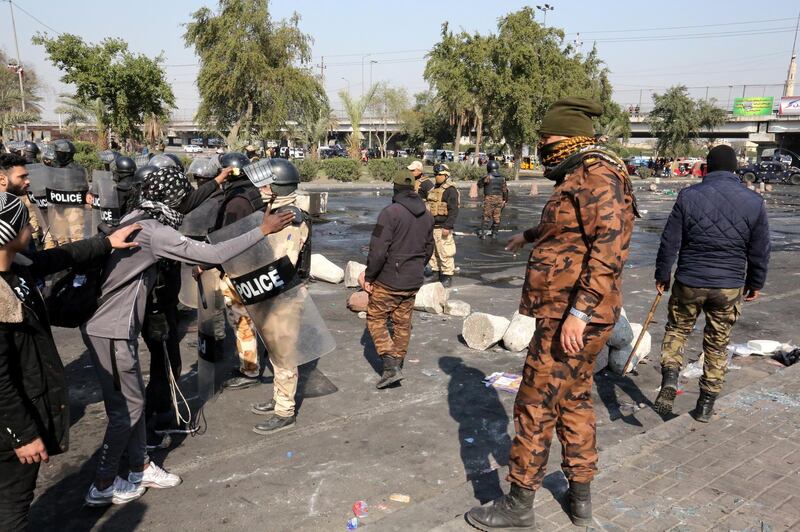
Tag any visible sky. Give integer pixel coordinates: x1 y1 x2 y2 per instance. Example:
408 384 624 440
2 0 799 122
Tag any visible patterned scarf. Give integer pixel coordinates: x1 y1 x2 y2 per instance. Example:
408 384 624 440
538 136 597 168
0 192 29 247
139 167 192 229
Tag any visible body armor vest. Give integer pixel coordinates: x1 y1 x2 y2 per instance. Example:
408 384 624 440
484 173 506 196
426 181 457 217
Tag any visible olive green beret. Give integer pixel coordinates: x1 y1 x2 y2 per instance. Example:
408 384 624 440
539 97 603 137
394 173 414 186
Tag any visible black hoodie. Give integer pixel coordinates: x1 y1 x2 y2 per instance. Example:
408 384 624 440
365 189 435 291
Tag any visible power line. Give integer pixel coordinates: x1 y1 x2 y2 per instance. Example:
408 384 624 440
570 17 786 35
6 0 61 34
591 27 797 43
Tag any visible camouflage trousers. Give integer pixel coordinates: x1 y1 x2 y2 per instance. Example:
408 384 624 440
482 195 504 227
507 318 613 490
366 282 417 360
660 281 743 395
48 205 89 246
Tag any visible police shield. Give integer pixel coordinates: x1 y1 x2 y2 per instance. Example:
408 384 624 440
46 166 89 243
208 211 336 369
177 195 224 308
25 164 50 236
134 153 153 167
196 269 225 401
96 171 120 227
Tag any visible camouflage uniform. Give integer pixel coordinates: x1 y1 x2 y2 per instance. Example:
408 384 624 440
660 281 742 395
366 282 417 360
220 276 261 378
510 153 636 490
482 195 505 226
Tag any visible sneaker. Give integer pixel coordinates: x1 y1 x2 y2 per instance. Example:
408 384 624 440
85 477 146 507
129 462 182 489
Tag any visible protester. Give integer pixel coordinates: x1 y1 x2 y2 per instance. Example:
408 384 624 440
0 192 140 528
467 98 637 529
364 172 434 389
653 144 770 422
80 167 294 506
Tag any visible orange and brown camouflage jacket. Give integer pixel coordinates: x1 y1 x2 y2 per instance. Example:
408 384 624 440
519 157 635 324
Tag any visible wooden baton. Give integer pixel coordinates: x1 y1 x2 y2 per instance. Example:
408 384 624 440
622 292 663 375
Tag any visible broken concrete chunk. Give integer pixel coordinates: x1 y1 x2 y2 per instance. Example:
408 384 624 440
414 282 448 314
502 311 536 352
463 312 511 351
607 313 634 349
347 291 369 312
594 345 610 374
608 323 652 375
310 253 344 284
344 261 367 288
444 299 471 317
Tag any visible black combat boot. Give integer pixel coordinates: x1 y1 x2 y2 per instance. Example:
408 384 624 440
477 224 487 240
490 225 498 239
439 274 452 288
250 399 276 415
568 480 592 526
252 414 296 434
222 369 260 390
376 356 404 389
466 484 535 530
691 390 717 423
653 366 680 415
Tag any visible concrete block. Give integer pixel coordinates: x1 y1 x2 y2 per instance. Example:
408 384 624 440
296 191 328 215
502 311 536 352
344 261 367 288
594 345 610 374
444 299 471 317
414 282 448 314
608 313 634 349
310 253 344 284
608 323 652 375
463 312 511 351
347 291 369 312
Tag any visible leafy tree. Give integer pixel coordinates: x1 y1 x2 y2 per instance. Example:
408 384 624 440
33 34 174 147
0 49 42 139
184 0 326 147
297 105 337 159
650 86 727 157
405 90 451 150
369 83 411 157
339 85 377 159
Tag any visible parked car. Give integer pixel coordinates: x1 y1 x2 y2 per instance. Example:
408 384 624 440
183 144 203 153
737 160 800 185
290 147 305 159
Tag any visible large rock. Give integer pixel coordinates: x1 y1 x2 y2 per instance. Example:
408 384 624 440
463 313 511 351
344 261 367 288
502 311 536 352
594 345 610 374
444 300 471 317
347 291 369 312
310 254 344 284
608 323 652 375
608 313 634 349
414 282 448 314
296 192 328 215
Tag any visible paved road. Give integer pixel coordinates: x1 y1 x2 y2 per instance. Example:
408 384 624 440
28 180 800 530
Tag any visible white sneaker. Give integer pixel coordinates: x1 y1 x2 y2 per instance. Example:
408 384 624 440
85 477 146 506
129 462 182 488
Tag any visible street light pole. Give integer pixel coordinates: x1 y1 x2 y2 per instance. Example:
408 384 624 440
361 54 370 97
784 10 799 97
370 60 377 88
341 77 351 93
8 0 28 139
727 85 734 112
536 4 554 27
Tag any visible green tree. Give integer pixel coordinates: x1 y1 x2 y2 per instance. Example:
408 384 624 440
339 85 377 159
369 83 410 157
297 105 337 159
184 0 326 147
0 49 42 139
405 90 451 150
55 94 108 147
650 86 726 157
33 34 174 147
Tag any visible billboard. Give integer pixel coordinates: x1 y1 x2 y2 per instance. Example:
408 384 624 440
779 96 800 116
732 96 774 116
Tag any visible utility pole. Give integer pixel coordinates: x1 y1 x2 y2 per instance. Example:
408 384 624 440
361 54 370 97
369 59 377 88
536 4 554 27
8 0 28 139
317 56 326 86
784 10 799 97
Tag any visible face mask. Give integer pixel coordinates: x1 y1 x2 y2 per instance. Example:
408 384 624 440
435 175 448 184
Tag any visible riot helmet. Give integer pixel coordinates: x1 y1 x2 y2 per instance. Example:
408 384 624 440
433 163 444 175
487 160 500 173
187 157 221 182
53 139 76 167
243 158 300 196
22 141 40 163
133 164 159 185
149 153 179 169
111 156 136 182
41 143 55 166
219 151 250 171
98 150 120 170
163 152 184 171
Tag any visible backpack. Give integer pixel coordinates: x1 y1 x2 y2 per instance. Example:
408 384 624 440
45 214 148 328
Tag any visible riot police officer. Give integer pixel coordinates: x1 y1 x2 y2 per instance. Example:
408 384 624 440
479 160 509 239
47 140 89 245
20 141 40 164
111 156 139 218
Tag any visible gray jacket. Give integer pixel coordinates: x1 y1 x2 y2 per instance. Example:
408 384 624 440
84 210 263 340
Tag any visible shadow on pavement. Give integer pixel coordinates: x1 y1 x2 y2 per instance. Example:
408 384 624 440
439 356 512 504
360 328 382 375
595 370 655 427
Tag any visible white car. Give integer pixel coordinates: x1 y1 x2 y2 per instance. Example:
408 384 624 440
290 148 305 160
183 144 203 153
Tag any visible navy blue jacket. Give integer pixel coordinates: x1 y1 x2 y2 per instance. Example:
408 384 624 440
655 171 770 290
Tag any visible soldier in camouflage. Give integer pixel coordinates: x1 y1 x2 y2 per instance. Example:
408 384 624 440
653 144 770 423
467 98 637 530
478 160 509 239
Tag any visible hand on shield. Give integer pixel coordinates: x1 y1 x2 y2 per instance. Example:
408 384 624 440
260 210 295 235
107 224 142 250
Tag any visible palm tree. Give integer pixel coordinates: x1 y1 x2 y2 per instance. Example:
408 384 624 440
55 95 109 149
299 106 337 159
339 85 377 159
143 113 166 149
